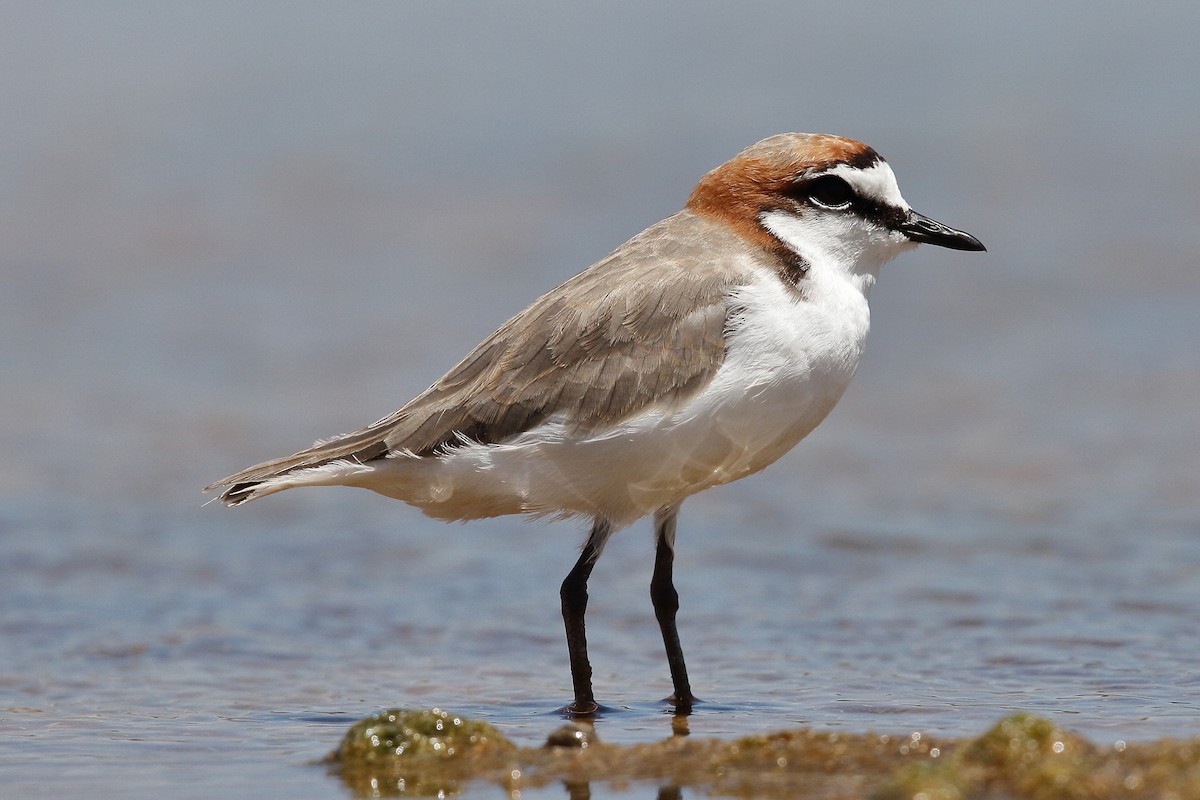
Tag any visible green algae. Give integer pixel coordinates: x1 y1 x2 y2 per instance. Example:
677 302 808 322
879 713 1200 800
334 708 515 761
328 709 1200 798
332 708 519 797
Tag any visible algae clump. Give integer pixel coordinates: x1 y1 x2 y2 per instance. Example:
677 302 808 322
332 708 519 797
331 708 1200 799
878 712 1200 800
333 707 515 761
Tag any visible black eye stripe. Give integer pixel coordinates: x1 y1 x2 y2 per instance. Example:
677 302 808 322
780 173 907 229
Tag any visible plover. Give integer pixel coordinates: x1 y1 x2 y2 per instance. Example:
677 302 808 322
206 133 985 715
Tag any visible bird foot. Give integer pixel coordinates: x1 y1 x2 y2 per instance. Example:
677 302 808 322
559 699 601 718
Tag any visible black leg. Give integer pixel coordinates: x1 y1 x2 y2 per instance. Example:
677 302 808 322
651 505 696 710
560 518 611 715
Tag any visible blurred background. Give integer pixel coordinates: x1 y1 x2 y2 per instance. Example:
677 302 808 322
3 3 1198 797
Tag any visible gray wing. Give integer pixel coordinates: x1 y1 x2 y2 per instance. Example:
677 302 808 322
206 211 753 501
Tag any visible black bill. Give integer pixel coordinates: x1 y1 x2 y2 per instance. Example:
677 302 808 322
899 210 986 251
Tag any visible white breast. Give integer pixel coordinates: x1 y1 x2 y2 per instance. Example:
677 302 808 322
356 261 874 529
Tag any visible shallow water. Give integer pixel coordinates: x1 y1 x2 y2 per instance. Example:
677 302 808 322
3 3 1200 798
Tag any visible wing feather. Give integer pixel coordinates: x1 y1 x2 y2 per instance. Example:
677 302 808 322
205 210 755 500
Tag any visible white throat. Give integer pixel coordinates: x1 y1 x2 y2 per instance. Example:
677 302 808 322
758 159 918 295
759 209 914 296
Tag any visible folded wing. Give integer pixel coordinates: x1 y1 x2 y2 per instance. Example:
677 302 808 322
205 211 753 505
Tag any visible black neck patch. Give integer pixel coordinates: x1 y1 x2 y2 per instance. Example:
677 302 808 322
778 248 811 285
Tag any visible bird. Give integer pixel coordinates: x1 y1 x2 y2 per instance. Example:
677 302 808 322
205 132 985 716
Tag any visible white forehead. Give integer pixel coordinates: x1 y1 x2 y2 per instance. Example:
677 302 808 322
826 160 909 210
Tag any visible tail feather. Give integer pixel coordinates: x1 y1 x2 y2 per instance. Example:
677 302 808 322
204 427 391 505
216 480 265 506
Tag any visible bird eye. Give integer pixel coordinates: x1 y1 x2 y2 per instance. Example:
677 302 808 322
807 175 854 209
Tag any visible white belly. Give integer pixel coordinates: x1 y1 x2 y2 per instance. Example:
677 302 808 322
357 270 873 528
